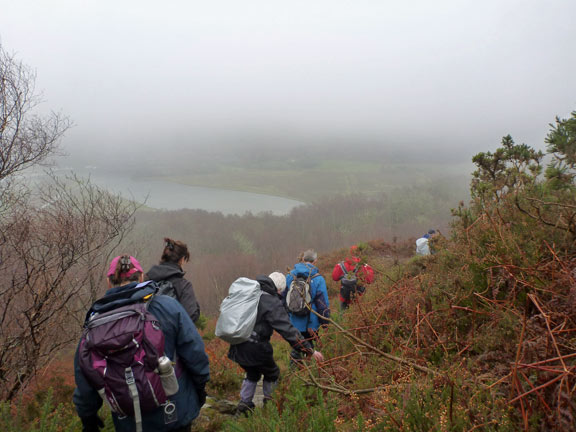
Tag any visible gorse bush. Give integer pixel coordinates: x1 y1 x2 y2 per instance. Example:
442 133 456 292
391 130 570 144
0 390 82 432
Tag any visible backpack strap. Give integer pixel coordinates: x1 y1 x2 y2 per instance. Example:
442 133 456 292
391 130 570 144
339 262 359 277
125 367 143 432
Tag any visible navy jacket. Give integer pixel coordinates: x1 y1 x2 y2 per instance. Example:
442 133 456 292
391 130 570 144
73 281 210 431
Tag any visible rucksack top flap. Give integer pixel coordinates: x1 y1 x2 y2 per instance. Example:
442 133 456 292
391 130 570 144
88 281 157 318
227 277 261 297
87 304 146 326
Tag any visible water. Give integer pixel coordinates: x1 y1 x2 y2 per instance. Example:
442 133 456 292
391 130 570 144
77 171 303 215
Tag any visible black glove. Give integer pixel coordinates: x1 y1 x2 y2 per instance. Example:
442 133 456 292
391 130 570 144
197 387 207 408
81 415 104 432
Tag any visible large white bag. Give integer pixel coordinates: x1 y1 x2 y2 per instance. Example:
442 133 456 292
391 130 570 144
215 277 262 344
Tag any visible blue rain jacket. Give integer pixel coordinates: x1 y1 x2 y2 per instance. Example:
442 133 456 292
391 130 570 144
284 263 330 332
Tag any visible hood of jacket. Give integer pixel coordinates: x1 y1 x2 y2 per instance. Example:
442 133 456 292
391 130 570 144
256 275 278 297
146 261 185 281
292 262 319 278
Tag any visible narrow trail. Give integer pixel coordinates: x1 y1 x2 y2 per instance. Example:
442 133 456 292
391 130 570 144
253 380 264 407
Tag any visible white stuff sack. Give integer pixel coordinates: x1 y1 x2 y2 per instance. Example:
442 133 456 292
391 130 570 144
215 277 262 344
415 237 430 256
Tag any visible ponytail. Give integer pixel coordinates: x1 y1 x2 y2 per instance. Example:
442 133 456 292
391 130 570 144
107 254 143 286
160 237 190 264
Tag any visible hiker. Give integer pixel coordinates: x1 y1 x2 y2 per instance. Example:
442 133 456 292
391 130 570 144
415 229 436 256
332 245 375 310
227 272 324 414
284 249 330 352
146 238 201 324
73 255 210 432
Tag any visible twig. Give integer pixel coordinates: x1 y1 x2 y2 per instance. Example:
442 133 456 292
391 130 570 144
451 305 491 315
309 308 440 376
509 372 566 404
466 420 498 432
519 370 551 412
528 294 568 373
511 298 528 401
421 313 448 355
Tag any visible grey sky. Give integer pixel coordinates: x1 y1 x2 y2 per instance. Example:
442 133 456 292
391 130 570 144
1 0 575 161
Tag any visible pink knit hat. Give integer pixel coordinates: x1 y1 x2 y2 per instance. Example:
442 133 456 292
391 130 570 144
107 255 143 278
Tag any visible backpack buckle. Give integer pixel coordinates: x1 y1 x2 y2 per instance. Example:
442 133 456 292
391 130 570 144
125 368 136 385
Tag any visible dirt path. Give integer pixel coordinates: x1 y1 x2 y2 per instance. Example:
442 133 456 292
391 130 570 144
253 380 264 407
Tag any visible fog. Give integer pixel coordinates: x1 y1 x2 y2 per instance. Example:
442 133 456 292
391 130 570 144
1 0 575 167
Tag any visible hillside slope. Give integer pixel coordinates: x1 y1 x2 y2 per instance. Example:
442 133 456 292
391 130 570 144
218 114 576 432
3 113 576 432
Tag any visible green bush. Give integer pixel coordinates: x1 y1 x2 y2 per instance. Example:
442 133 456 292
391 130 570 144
0 389 81 432
223 383 337 432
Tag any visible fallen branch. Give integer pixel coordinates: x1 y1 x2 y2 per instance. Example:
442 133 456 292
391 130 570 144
309 308 440 376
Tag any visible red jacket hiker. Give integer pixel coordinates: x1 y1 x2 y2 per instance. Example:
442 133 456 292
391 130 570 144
332 246 374 309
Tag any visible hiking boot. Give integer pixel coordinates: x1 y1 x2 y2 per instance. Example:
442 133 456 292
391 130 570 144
236 400 255 416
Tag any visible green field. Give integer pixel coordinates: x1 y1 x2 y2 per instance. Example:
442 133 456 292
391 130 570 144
152 159 473 203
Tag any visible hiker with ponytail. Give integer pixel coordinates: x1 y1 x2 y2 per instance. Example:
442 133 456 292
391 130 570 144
146 238 201 324
107 254 144 286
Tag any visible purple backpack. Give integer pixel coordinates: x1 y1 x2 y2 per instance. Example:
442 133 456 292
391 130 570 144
78 294 168 423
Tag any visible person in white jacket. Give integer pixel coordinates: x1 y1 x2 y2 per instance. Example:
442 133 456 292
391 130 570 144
416 229 436 256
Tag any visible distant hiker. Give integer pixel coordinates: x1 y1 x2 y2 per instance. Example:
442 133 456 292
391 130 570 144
332 245 375 310
74 255 210 432
284 249 331 356
415 229 436 256
226 272 324 414
146 238 201 324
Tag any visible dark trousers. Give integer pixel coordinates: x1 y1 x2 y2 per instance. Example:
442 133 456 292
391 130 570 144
170 425 191 432
240 359 280 383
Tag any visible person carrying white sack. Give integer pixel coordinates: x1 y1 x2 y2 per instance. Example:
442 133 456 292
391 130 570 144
227 272 324 414
416 229 437 256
